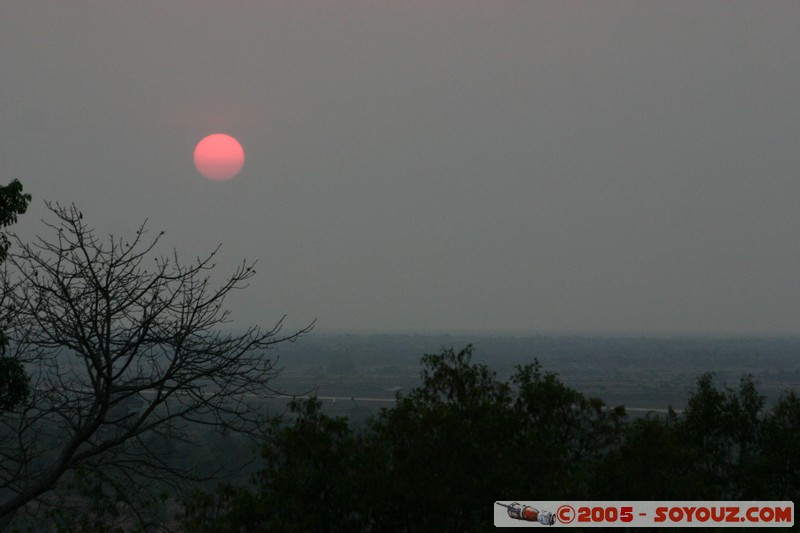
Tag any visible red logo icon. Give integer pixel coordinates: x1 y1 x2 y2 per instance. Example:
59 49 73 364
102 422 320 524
557 505 575 524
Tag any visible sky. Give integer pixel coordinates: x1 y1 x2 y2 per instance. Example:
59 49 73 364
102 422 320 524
2 1 799 336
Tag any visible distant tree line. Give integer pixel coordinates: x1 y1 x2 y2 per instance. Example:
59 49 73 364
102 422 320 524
182 345 799 533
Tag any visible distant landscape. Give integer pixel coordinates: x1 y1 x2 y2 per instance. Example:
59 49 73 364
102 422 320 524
5 1 800 529
269 333 800 420
5 330 799 530
181 333 799 531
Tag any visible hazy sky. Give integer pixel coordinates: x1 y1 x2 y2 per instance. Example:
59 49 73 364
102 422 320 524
2 1 799 336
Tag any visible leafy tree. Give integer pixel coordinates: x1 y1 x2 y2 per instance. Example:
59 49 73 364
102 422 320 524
370 346 515 531
0 180 31 264
184 346 800 532
593 411 702 499
746 391 800 499
597 372 782 501
510 360 626 498
0 202 313 528
0 179 31 412
184 397 369 533
679 373 765 498
0 357 29 413
184 346 626 532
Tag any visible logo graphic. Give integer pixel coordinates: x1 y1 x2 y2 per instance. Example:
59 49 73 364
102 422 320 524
495 501 793 528
496 502 556 526
556 504 575 524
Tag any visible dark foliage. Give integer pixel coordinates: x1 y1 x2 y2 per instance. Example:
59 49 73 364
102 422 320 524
0 179 31 412
184 346 799 532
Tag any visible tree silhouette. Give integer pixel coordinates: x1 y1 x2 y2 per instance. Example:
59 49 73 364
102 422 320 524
183 346 627 532
0 202 313 527
183 346 800 532
0 179 31 412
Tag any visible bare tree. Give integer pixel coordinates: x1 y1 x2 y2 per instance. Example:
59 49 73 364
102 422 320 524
0 203 313 526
